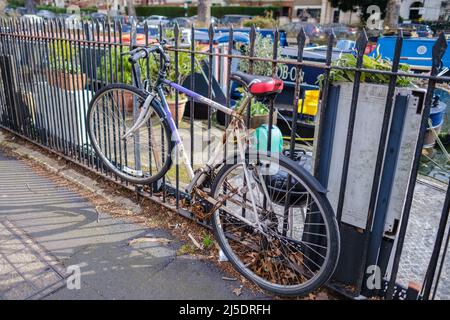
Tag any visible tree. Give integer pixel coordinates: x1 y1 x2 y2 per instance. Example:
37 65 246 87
25 0 35 14
126 0 136 17
384 0 400 28
197 0 211 25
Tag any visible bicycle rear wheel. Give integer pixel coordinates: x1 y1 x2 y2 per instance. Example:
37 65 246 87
87 84 173 184
210 154 340 296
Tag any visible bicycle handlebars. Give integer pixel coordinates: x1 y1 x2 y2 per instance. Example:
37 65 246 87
122 41 192 83
127 45 170 64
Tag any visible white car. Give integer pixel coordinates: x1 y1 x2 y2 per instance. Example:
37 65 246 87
143 15 170 27
64 14 83 30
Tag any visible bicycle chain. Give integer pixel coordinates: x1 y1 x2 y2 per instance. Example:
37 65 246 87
189 185 239 221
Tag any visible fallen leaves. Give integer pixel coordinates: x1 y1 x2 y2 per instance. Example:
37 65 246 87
232 286 243 297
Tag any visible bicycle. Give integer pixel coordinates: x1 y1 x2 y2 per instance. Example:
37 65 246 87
86 42 340 296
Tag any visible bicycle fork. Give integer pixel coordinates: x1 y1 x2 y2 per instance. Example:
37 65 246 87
121 93 156 140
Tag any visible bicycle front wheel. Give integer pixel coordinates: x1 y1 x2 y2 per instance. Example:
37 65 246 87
210 154 340 296
87 84 173 184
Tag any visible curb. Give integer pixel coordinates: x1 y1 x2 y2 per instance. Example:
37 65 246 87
0 130 143 214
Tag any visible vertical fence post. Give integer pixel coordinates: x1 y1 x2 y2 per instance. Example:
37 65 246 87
335 29 368 223
386 32 448 299
430 180 450 300
189 24 195 168
289 28 306 156
421 178 450 299
266 28 279 155
207 24 214 158
313 29 335 180
359 31 404 297
174 22 180 209
223 26 233 160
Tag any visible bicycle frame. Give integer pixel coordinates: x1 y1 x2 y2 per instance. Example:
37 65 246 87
158 79 253 188
126 54 261 226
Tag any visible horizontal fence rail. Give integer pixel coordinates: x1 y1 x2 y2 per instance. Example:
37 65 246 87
0 18 449 300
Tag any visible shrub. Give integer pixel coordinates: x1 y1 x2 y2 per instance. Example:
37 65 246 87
135 6 196 18
48 40 81 74
36 5 66 14
317 53 413 87
238 33 282 77
212 6 281 18
134 5 282 18
81 6 98 14
6 0 24 9
243 12 277 29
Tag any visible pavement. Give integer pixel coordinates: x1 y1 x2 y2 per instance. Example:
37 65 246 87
1 129 449 300
395 178 450 300
0 150 263 300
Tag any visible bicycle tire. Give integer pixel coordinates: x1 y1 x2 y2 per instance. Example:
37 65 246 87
87 84 173 184
210 153 340 296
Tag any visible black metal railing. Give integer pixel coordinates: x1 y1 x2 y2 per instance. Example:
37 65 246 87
0 18 449 300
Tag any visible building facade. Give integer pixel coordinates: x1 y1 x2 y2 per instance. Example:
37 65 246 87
399 0 447 22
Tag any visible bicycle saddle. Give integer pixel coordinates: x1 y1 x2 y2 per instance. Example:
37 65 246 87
231 71 284 96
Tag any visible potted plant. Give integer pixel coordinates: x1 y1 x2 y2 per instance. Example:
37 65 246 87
150 31 205 123
99 38 204 120
48 40 85 91
234 97 277 129
98 47 141 112
238 33 283 77
316 53 425 233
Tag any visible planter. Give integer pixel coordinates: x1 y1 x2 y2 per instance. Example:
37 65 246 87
250 110 278 129
123 91 134 113
167 97 188 124
48 71 86 91
321 82 426 234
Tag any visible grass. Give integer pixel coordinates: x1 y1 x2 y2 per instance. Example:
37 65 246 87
202 233 214 249
177 243 198 255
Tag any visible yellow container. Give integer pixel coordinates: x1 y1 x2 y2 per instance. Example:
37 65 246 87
298 90 319 116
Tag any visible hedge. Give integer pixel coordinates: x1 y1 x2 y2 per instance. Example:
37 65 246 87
35 5 66 14
212 6 281 18
423 21 450 32
6 0 24 9
34 5 98 14
135 5 282 18
135 6 195 18
6 2 97 14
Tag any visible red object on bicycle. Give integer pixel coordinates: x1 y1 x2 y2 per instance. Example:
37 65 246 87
249 78 284 95
231 71 284 96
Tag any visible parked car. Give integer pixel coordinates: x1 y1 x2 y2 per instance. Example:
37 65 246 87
190 15 220 25
221 15 253 26
143 15 170 26
281 22 325 41
398 23 434 37
36 9 56 20
3 6 15 16
168 17 193 28
64 14 83 30
321 23 358 39
15 7 27 15
90 12 107 22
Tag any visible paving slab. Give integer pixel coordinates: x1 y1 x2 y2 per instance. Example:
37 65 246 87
0 151 263 300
